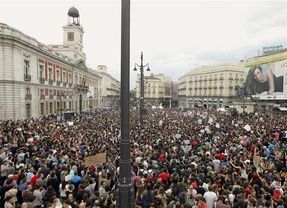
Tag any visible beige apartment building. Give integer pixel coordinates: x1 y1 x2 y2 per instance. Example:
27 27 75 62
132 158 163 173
178 64 245 108
0 7 102 120
97 65 120 108
135 73 172 106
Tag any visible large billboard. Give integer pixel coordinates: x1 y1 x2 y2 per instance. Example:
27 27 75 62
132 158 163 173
245 59 287 99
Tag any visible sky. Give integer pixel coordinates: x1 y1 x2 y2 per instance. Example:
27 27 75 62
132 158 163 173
1 0 287 89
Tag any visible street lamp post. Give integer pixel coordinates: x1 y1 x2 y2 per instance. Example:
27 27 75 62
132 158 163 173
133 51 150 128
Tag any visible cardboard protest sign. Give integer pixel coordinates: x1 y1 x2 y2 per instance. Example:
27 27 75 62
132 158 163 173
84 152 106 167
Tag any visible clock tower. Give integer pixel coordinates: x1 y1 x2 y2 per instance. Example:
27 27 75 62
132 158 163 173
62 7 86 62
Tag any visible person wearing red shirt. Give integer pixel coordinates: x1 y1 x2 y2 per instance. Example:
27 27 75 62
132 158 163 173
30 172 40 185
217 152 225 161
158 168 170 184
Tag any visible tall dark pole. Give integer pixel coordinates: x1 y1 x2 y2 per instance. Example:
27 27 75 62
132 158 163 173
134 52 150 128
117 0 134 207
140 52 144 128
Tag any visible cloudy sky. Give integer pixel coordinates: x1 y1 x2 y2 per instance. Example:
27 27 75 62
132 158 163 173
1 0 287 89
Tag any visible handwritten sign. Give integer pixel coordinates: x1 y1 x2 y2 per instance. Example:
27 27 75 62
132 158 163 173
84 152 106 167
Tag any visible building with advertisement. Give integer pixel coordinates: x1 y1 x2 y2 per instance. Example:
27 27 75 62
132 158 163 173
97 65 120 108
0 7 102 120
242 48 287 108
135 73 172 106
178 64 245 108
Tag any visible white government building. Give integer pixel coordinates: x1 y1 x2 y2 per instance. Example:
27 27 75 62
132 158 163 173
0 7 119 120
178 64 245 108
97 65 120 108
135 73 172 106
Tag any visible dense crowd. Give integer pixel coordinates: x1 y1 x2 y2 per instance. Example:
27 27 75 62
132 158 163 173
0 108 287 208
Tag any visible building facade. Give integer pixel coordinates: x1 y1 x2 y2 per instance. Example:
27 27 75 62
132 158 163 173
97 65 120 108
135 73 172 106
178 64 244 108
0 7 102 120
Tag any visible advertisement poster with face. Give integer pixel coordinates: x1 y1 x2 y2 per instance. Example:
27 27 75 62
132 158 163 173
245 59 287 98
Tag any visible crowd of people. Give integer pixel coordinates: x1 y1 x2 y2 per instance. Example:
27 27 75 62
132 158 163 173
0 108 287 208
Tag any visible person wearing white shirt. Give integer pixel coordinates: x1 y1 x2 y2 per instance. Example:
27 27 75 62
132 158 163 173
203 185 218 208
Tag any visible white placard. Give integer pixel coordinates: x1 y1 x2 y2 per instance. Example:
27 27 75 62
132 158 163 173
243 124 251 132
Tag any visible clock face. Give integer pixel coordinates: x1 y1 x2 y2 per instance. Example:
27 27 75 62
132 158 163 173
68 32 74 41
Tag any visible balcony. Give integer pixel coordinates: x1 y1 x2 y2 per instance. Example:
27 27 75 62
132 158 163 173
208 86 212 89
49 95 54 99
49 79 53 85
24 74 31 81
209 78 212 81
229 86 233 89
38 77 45 84
69 95 73 99
74 84 89 92
229 77 233 80
56 81 61 86
219 86 224 89
219 77 224 80
63 82 67 87
25 94 32 100
40 94 45 100
69 83 73 87
57 95 61 100
213 86 217 89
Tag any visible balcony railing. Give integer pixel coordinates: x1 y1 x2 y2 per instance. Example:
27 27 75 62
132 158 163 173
219 77 224 80
56 81 61 86
49 95 54 99
74 84 89 91
24 74 31 81
229 77 233 80
49 79 53 85
39 77 45 84
219 86 224 89
63 82 67 87
57 95 61 100
69 83 73 87
25 94 32 100
40 95 45 100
